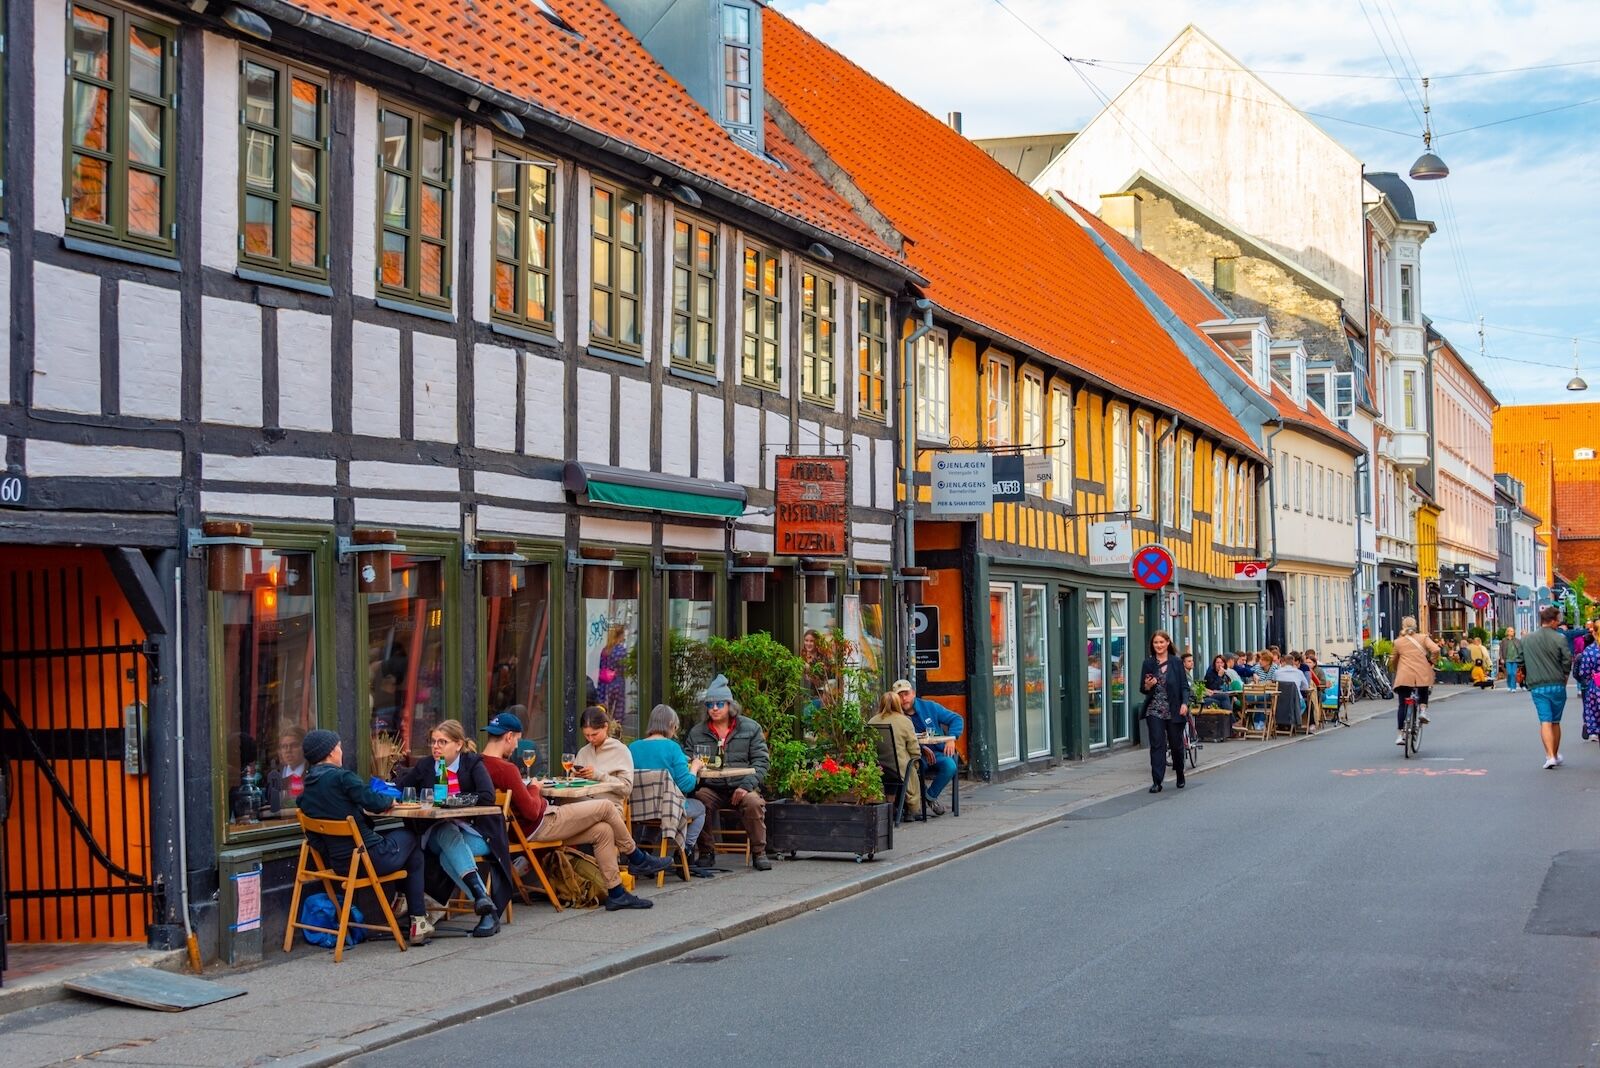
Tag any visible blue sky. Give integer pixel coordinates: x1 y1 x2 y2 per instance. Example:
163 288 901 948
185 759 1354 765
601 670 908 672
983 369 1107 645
779 0 1600 407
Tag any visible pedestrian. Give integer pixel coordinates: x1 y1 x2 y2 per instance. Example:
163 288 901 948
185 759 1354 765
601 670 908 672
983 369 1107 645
1576 622 1600 742
891 679 964 816
1521 605 1575 769
1389 617 1439 747
1500 627 1522 693
1138 630 1189 793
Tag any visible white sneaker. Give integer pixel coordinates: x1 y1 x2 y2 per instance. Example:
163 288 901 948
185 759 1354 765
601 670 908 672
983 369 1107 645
1544 757 1559 770
1419 708 1430 724
1555 753 1565 766
1396 732 1407 745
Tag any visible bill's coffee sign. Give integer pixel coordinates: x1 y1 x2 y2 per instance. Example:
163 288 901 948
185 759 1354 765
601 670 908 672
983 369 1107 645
775 456 849 557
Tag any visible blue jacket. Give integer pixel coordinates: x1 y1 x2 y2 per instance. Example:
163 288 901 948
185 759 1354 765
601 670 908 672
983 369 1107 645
629 737 698 795
908 697 964 741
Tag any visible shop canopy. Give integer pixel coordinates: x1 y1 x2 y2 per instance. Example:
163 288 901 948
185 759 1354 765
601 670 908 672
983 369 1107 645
563 462 746 519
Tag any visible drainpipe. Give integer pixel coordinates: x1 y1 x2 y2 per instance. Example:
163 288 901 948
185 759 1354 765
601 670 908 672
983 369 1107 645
900 299 934 679
1262 417 1287 645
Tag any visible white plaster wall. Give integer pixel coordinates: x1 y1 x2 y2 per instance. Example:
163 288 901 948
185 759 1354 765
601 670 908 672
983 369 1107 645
733 523 773 553
732 403 759 486
764 411 788 489
661 385 692 476
477 506 566 539
204 453 335 484
32 265 100 413
201 33 241 270
853 539 891 562
27 441 180 478
1272 429 1359 569
475 471 563 503
34 0 67 236
874 439 894 510
696 395 724 482
617 376 651 471
351 321 401 437
579 516 652 545
576 367 611 464
851 432 871 507
352 86 379 299
0 249 11 401
525 352 564 458
276 310 333 431
202 491 334 520
350 460 458 493
201 297 262 426
662 524 724 550
798 418 819 453
474 343 518 452
118 282 182 420
355 497 459 528
411 332 458 443
1037 27 1364 306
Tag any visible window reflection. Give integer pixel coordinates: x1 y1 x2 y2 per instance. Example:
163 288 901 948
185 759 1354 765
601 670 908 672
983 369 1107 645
485 562 551 747
584 568 641 739
366 555 445 773
1086 593 1106 748
1109 593 1130 743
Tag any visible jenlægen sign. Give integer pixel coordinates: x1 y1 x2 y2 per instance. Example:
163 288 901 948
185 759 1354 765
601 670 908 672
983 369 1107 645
775 456 849 556
929 452 1026 515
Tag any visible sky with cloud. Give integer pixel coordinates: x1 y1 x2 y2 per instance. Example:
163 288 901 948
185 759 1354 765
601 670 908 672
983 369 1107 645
778 0 1600 407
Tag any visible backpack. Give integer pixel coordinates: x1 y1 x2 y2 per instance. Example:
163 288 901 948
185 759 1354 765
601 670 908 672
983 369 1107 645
539 847 608 909
299 892 365 948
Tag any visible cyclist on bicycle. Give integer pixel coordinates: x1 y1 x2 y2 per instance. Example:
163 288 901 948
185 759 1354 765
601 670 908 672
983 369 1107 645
1390 617 1440 745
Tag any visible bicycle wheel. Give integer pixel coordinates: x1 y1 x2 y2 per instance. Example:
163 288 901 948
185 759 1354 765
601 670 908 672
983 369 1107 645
1409 718 1422 756
1187 735 1199 770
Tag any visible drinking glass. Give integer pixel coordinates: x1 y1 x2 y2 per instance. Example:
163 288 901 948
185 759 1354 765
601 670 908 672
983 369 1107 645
561 752 577 782
401 787 417 805
519 744 538 784
417 790 434 811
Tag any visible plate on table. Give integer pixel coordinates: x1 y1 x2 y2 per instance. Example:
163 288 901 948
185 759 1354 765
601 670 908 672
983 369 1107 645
438 794 484 809
541 778 600 788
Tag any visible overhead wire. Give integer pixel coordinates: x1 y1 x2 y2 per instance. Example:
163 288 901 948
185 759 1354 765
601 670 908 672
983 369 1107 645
1072 56 1600 82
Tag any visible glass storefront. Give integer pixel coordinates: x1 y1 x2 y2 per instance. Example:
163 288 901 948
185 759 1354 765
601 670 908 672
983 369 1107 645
1109 593 1131 743
843 591 887 684
583 565 642 738
990 583 1020 765
1020 584 1050 759
484 561 553 747
1086 592 1107 749
366 553 448 774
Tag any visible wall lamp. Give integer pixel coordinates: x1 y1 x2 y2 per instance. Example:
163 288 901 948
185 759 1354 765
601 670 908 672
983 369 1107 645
464 538 526 597
187 520 264 592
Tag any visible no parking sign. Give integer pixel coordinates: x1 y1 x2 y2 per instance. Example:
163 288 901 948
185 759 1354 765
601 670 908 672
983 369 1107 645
1131 545 1174 590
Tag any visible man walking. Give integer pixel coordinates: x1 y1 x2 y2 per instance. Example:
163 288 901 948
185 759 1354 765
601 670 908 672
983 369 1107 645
1499 627 1522 692
1522 606 1575 769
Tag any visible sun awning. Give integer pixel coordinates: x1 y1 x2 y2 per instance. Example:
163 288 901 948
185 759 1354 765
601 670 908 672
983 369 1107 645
563 462 746 518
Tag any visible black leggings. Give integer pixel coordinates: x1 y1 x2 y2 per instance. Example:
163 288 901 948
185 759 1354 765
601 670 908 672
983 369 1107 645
1395 686 1431 728
1147 715 1186 785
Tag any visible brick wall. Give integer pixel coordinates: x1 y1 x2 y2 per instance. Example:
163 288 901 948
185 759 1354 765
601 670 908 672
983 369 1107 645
1555 539 1600 586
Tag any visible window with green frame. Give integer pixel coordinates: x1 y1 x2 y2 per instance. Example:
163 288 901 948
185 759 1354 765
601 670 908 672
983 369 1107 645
239 51 328 280
363 548 458 773
800 268 836 402
491 148 555 330
378 101 452 306
742 244 781 388
66 0 177 254
670 215 717 372
590 182 643 351
857 291 888 419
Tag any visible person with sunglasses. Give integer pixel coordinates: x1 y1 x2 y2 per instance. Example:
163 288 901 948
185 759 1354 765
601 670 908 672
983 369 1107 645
684 675 772 871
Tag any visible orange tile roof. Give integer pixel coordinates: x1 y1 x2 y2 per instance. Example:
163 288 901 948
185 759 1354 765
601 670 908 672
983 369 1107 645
1553 476 1600 538
761 12 1260 458
1070 204 1366 454
272 0 898 262
1495 403 1600 460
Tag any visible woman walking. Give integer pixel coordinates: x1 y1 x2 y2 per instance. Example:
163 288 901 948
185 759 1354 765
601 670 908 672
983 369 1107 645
1576 621 1600 741
1390 617 1440 747
1139 630 1190 793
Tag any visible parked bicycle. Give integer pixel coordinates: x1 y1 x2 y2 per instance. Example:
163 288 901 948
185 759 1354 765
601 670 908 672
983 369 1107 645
1336 646 1394 703
1168 712 1201 771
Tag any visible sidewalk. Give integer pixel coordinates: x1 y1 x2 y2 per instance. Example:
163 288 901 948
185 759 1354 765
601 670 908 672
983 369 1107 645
0 688 1469 1068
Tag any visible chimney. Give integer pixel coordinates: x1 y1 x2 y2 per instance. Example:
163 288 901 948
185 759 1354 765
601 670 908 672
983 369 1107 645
1099 191 1144 250
946 111 963 134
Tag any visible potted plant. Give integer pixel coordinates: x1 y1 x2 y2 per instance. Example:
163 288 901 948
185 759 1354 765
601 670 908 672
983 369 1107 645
1190 677 1232 743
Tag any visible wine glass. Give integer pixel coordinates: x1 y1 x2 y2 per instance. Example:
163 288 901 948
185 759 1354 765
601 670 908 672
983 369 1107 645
561 752 577 782
519 744 538 785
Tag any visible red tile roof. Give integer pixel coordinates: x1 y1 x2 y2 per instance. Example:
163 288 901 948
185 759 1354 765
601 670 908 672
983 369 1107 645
1069 205 1366 455
1553 476 1600 538
761 12 1260 458
272 0 898 262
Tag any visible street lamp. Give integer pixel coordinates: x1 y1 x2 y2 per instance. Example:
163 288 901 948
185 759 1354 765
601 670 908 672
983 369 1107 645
1409 77 1449 181
1568 340 1588 392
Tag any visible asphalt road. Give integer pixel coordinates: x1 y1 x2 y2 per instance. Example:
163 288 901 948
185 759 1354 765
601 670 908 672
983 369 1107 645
356 688 1600 1068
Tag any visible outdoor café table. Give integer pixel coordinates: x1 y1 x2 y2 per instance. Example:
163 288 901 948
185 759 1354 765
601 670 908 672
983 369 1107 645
917 735 956 746
389 801 503 819
697 766 755 783
538 779 615 802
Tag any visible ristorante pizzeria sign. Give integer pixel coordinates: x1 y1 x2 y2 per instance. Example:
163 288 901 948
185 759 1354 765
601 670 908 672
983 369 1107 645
775 456 849 557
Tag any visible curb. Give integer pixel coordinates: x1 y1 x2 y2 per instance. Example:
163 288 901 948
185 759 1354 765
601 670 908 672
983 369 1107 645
271 696 1438 1067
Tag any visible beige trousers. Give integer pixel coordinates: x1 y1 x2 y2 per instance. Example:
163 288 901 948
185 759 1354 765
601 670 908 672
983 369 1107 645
530 798 638 888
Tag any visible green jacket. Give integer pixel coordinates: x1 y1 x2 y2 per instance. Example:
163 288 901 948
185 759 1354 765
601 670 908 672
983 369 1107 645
1499 637 1522 664
1521 627 1573 689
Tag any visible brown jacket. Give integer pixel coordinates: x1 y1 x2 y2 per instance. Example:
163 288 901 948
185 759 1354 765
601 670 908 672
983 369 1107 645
1391 632 1440 688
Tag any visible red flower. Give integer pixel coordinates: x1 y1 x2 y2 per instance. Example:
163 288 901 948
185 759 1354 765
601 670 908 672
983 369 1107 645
820 757 841 773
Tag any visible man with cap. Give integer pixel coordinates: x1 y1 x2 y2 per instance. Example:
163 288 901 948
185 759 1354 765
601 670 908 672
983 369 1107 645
295 729 435 945
893 680 963 816
685 675 772 870
478 710 668 909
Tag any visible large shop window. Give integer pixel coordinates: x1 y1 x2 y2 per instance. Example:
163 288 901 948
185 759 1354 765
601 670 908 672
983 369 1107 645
667 568 716 647
366 555 448 773
1020 585 1051 759
990 584 1020 766
1086 593 1107 749
843 586 887 685
484 562 553 749
800 570 841 679
217 548 321 836
583 566 641 738
1108 594 1131 743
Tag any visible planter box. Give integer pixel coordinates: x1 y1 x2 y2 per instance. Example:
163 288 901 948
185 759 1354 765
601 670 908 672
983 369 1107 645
767 800 894 862
1194 712 1234 743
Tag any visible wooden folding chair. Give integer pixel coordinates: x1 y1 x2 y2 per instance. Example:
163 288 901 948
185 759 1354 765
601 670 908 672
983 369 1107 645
283 812 407 962
628 771 693 888
1236 685 1275 741
711 810 753 865
498 790 565 912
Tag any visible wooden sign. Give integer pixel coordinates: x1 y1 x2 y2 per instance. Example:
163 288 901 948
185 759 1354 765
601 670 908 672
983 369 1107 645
775 456 849 557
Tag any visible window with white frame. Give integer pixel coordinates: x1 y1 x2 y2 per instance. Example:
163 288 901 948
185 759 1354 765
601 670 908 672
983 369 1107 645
985 356 1013 445
1223 458 1237 547
1112 407 1131 513
915 329 949 441
1399 264 1414 323
1021 371 1045 496
1136 417 1154 520
1292 456 1302 511
1160 433 1175 527
1212 450 1225 524
1050 385 1072 506
1179 435 1194 531
1402 370 1419 430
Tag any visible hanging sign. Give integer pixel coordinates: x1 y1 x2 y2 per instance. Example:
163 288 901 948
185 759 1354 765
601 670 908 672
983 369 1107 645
991 454 1026 502
1233 560 1269 580
1088 520 1133 567
775 456 849 557
1131 545 1175 590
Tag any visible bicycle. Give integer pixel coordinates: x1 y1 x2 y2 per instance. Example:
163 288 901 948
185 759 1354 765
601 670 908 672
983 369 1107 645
1167 712 1201 771
1399 688 1422 758
1337 647 1394 703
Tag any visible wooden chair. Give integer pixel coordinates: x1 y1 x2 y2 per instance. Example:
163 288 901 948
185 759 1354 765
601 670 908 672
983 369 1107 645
283 812 407 963
627 771 693 888
1235 684 1276 741
872 722 928 827
710 808 754 865
497 790 565 912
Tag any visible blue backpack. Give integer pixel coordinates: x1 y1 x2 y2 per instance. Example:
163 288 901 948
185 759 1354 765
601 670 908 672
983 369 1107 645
299 892 366 948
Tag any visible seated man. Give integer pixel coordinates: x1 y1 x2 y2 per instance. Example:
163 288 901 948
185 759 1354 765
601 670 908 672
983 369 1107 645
478 711 669 911
892 679 962 816
685 675 772 871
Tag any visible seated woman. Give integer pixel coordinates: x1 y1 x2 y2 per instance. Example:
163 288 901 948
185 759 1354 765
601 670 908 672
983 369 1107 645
394 719 514 938
628 704 708 864
575 706 634 813
1202 655 1232 708
295 729 434 946
867 691 923 818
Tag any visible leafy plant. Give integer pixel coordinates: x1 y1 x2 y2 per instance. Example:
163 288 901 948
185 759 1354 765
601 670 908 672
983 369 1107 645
1190 678 1209 706
1466 625 1490 643
1369 638 1395 659
707 632 808 745
624 632 716 734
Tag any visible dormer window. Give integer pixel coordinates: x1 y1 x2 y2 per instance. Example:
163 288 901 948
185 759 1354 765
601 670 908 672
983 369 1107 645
1269 341 1308 408
1199 317 1271 392
721 3 761 148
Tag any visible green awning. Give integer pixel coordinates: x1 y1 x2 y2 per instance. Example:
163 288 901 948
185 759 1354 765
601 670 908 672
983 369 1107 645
564 462 747 518
585 478 745 517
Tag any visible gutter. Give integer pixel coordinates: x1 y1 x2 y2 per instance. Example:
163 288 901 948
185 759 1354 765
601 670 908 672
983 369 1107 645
236 0 917 283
